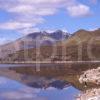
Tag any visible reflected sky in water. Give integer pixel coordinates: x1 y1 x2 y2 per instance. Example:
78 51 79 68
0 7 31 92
0 77 80 100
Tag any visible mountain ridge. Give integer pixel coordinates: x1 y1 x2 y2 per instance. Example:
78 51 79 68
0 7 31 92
0 30 69 58
0 28 100 61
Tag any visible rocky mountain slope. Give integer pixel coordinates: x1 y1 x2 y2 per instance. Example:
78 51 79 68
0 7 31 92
2 28 100 62
0 30 69 59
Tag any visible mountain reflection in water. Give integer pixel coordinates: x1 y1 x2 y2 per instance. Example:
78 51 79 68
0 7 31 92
1 63 99 100
0 77 80 100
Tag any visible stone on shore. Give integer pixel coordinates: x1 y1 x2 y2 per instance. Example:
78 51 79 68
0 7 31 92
79 67 100 85
76 88 100 100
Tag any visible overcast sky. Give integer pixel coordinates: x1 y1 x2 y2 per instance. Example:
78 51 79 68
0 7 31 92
0 0 100 44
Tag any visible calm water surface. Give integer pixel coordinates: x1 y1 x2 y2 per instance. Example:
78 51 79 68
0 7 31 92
0 64 80 100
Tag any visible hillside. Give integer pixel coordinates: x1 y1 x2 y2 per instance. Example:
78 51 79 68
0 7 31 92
0 30 69 60
63 28 100 61
0 28 100 63
2 28 100 62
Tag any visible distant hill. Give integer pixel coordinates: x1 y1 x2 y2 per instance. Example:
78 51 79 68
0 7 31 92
0 30 69 59
62 28 100 61
0 28 100 62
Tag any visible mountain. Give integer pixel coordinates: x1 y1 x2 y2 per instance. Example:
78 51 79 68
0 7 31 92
0 28 100 62
0 30 70 59
62 28 100 61
27 30 69 40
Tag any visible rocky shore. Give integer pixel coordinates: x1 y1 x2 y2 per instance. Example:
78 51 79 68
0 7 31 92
77 67 100 100
76 88 100 100
79 67 100 85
